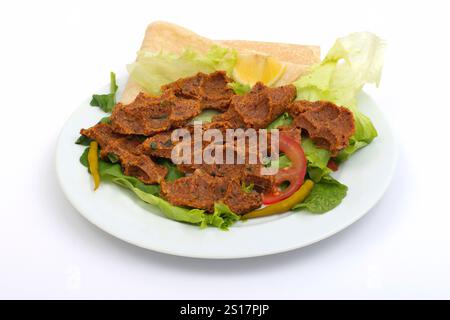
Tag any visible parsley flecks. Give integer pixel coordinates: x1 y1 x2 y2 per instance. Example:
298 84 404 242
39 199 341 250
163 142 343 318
241 182 254 193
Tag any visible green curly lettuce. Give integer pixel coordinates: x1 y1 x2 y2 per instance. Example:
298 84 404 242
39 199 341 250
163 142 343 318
116 178 240 230
80 148 239 230
293 175 348 213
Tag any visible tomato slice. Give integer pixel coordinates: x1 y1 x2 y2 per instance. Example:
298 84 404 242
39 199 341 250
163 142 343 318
262 132 307 205
327 159 339 172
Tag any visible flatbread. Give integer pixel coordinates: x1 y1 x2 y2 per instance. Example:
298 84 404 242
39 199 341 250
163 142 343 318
218 40 320 65
120 21 320 104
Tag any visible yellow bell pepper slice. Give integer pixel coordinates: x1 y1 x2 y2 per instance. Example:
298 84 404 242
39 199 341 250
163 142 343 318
88 141 100 190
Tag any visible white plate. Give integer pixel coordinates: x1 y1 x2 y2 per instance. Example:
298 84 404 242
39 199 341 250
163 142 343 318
56 77 397 259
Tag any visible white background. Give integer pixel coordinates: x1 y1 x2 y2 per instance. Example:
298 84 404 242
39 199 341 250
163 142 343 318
1 0 449 299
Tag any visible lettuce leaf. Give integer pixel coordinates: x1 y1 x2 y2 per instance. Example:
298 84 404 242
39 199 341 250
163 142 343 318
264 153 291 171
90 72 118 113
191 109 220 123
114 178 239 230
228 82 251 95
267 112 292 129
75 135 92 146
301 138 332 182
80 148 239 230
128 45 237 95
158 158 185 182
293 175 348 213
204 203 241 230
335 112 378 162
295 32 384 160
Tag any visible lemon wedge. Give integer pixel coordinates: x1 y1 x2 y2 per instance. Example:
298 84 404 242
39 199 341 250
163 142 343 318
232 53 286 87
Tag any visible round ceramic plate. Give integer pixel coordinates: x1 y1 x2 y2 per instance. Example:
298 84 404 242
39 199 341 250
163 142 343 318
56 77 397 259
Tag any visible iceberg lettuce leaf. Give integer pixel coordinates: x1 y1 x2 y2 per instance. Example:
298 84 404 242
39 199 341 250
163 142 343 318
128 45 237 95
295 32 384 160
301 138 332 182
228 82 251 95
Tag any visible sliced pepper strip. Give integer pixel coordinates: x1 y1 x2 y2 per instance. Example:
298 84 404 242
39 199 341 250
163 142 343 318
88 141 101 190
242 180 314 219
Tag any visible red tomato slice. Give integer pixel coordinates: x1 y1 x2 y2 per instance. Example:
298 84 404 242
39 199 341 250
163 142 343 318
262 132 307 205
327 159 339 172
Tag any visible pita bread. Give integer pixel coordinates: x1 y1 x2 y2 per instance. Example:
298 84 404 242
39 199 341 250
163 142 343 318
120 21 320 104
